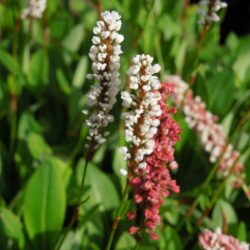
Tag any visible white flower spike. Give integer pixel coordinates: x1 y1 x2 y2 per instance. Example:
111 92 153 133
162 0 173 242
21 0 47 19
85 11 124 160
197 0 227 25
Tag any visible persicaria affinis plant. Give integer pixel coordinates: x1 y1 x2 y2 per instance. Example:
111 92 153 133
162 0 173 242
3 2 249 249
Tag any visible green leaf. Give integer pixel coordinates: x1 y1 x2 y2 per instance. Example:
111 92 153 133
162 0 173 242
27 133 52 159
0 49 18 73
50 11 72 39
115 232 136 250
212 199 238 228
206 68 235 116
28 49 49 87
226 33 239 52
62 24 84 53
162 226 182 250
237 222 247 241
18 112 42 140
92 144 106 165
233 50 250 86
48 156 72 189
56 68 72 95
69 0 85 13
72 56 88 88
159 15 180 40
23 160 66 248
22 43 30 75
7 72 24 95
175 40 187 74
221 112 234 137
0 206 24 248
77 160 119 211
59 228 85 250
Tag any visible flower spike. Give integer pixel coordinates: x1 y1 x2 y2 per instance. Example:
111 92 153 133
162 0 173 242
85 11 124 160
199 228 249 250
197 0 227 25
121 57 181 239
167 75 245 185
21 0 47 19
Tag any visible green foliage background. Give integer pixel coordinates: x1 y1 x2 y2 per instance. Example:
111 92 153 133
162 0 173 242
0 0 249 249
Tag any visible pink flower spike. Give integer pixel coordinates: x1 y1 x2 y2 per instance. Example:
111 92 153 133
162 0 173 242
166 75 245 186
199 228 249 250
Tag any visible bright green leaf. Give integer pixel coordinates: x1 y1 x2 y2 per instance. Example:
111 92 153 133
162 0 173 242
77 160 120 211
27 133 52 159
237 222 247 241
212 199 238 228
72 56 88 88
23 160 66 248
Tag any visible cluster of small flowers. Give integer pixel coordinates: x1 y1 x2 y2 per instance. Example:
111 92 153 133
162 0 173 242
85 11 124 153
21 0 47 19
126 82 181 240
166 75 244 179
199 228 249 250
120 54 162 165
197 0 227 25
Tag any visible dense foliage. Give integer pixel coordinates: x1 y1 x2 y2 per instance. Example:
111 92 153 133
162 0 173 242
0 0 249 249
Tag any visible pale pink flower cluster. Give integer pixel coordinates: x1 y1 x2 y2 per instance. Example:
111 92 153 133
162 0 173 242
166 75 244 180
21 0 47 19
199 228 249 250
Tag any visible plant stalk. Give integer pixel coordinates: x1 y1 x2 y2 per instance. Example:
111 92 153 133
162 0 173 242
106 182 129 250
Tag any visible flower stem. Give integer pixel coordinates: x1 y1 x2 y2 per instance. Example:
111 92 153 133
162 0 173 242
106 182 129 250
79 160 89 195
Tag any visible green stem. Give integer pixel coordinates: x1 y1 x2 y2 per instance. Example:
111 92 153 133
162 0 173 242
9 15 19 155
202 156 221 187
79 160 89 195
10 106 17 154
106 182 129 250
